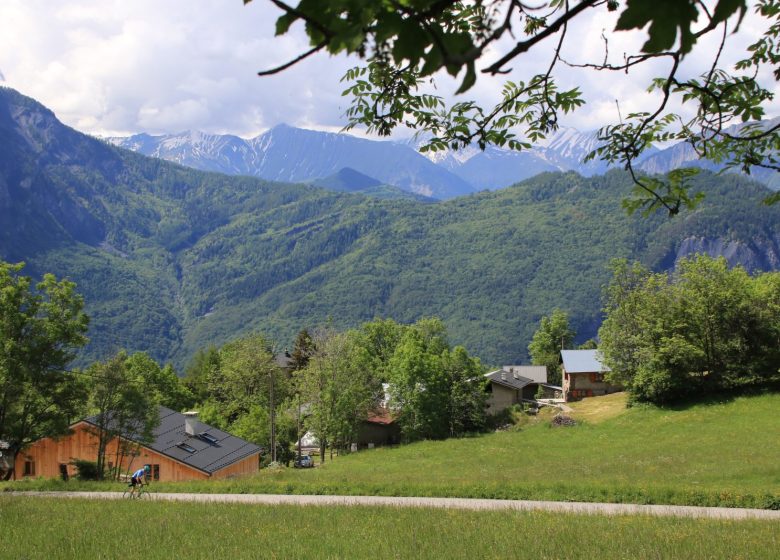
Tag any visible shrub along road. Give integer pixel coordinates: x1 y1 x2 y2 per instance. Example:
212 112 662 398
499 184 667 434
12 491 780 520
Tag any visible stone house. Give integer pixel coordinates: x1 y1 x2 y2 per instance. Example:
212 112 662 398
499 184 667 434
484 365 560 414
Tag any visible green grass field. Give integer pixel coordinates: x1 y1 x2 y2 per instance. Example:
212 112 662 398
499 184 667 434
1 497 777 560
4 393 779 508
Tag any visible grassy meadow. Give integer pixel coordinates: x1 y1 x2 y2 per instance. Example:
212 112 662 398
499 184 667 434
1 496 778 560
4 393 779 508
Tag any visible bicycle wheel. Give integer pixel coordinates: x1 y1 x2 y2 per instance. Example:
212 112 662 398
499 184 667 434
122 488 133 499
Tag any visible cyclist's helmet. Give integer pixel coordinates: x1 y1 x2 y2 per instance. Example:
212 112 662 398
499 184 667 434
144 465 151 474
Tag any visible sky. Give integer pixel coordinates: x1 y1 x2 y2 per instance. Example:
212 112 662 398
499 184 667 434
0 0 776 139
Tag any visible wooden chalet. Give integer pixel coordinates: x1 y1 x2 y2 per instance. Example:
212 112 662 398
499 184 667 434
561 349 622 401
14 406 261 482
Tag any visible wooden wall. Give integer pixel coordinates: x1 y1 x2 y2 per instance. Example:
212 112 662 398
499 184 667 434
212 454 260 479
14 423 257 482
563 370 622 401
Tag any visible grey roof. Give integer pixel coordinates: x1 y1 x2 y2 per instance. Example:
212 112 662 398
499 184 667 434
560 350 610 374
275 352 293 369
83 406 261 475
484 370 535 391
501 365 547 384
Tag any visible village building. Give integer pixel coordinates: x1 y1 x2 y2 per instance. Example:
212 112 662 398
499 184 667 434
560 349 621 401
13 406 261 482
356 408 401 447
296 407 400 453
484 365 560 414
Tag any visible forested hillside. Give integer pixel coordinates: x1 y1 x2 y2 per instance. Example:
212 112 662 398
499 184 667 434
2 87 779 369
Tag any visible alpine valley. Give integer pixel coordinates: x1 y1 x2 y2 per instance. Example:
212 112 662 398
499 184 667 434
3 87 779 370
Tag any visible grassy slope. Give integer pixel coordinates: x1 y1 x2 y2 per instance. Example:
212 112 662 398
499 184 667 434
5 393 779 508
567 391 631 423
1 497 777 560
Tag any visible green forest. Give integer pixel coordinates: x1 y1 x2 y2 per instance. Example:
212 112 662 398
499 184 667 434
13 167 780 370
2 87 779 370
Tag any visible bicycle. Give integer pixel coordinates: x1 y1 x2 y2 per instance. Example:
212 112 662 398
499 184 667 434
122 483 149 500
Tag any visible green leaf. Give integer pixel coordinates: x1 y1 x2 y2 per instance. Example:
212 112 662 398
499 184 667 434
275 13 297 37
615 0 699 53
711 0 747 29
455 63 477 94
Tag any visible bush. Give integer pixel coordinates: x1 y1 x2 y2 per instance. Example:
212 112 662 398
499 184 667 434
70 459 101 481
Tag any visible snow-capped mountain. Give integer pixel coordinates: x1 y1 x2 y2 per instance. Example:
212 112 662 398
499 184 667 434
109 120 779 196
108 130 259 176
534 127 614 175
109 125 475 200
450 146 561 190
413 127 616 189
637 118 780 191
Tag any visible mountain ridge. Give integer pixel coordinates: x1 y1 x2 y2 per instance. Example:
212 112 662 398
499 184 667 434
3 87 779 370
109 125 476 200
112 121 779 196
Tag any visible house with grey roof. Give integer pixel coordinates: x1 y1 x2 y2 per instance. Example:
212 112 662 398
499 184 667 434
484 365 560 414
13 406 261 482
560 349 621 401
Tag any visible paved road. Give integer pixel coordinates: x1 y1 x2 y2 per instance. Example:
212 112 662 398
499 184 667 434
8 491 780 520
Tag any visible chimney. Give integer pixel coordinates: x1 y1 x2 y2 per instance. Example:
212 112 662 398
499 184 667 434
184 411 199 436
500 371 506 381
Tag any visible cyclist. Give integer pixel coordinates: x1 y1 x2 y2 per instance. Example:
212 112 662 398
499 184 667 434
128 465 150 497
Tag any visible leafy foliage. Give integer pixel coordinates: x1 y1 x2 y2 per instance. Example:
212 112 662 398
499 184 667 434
528 309 575 386
0 262 89 479
599 255 780 403
84 352 160 480
252 0 776 206
298 328 382 459
69 459 101 481
377 318 487 442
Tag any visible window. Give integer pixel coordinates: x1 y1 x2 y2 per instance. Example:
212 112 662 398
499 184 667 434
176 442 197 453
198 432 219 445
151 464 160 481
23 459 35 477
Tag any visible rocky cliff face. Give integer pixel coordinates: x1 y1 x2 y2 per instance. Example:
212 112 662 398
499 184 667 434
674 234 780 273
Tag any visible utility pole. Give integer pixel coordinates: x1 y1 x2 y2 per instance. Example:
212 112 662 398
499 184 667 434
269 366 276 463
297 390 302 460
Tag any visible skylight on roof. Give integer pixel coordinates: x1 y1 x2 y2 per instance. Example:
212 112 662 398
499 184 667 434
176 442 196 453
198 432 219 445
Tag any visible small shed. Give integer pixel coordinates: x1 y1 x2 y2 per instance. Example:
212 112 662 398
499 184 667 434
356 408 400 447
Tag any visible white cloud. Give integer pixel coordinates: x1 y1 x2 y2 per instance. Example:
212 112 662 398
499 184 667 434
0 0 775 138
